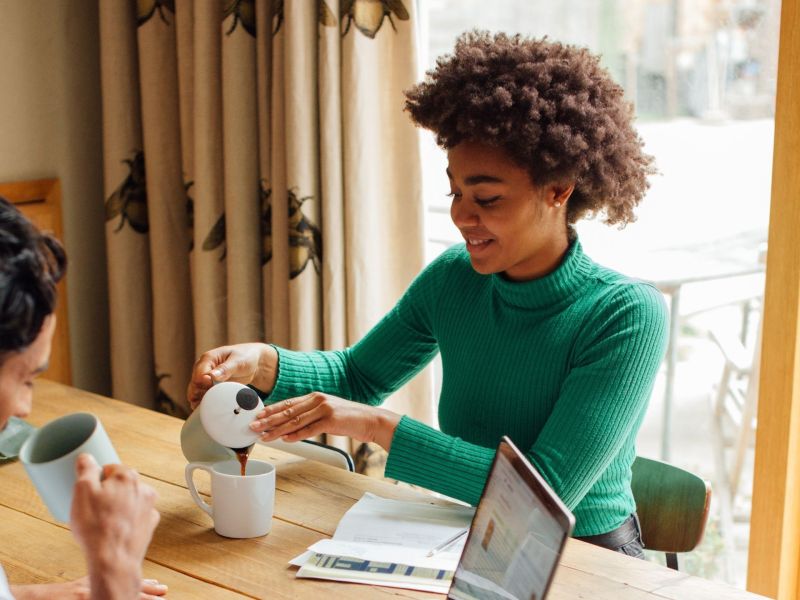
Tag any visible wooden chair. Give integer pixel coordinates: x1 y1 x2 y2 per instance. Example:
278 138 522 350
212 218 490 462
709 316 761 507
707 246 764 508
0 179 71 384
631 456 712 570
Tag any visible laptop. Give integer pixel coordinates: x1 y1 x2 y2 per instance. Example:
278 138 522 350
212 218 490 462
448 436 575 600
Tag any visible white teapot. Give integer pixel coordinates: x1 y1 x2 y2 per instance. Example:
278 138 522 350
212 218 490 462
180 382 262 463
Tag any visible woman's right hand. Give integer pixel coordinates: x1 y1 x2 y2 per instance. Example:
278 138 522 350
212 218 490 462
187 343 278 410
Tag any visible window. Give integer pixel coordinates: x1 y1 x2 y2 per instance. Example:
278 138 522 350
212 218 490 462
418 0 780 587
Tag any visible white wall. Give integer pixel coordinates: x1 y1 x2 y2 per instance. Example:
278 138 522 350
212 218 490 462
0 0 110 394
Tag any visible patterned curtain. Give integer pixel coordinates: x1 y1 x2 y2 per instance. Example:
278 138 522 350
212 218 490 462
99 0 431 468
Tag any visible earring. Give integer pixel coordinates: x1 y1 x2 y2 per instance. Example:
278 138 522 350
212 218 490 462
554 201 562 208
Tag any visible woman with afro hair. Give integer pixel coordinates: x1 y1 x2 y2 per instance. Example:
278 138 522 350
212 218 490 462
189 31 668 556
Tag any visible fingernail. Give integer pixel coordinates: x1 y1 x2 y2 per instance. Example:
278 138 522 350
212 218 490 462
249 422 259 430
146 581 168 590
79 453 98 466
211 369 222 378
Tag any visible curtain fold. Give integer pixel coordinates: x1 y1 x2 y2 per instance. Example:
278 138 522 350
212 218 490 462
192 0 227 353
136 0 196 415
100 0 156 409
100 0 432 467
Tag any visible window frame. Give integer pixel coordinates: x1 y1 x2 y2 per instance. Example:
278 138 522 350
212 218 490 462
747 0 800 597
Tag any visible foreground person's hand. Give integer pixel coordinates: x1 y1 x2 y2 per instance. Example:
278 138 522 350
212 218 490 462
69 454 163 599
250 393 401 451
10 576 168 599
187 343 278 410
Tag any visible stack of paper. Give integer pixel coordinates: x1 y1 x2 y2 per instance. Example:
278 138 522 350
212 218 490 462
290 492 475 593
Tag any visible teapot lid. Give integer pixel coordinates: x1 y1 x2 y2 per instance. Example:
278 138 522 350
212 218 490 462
199 382 262 449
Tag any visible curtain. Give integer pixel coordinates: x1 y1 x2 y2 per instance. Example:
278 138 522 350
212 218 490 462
99 0 432 471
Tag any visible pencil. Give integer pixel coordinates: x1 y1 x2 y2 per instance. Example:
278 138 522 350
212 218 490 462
426 528 469 557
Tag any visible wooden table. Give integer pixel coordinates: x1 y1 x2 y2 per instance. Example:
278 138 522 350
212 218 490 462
0 381 766 599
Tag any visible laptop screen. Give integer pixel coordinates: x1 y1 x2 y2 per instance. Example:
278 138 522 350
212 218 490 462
448 437 575 600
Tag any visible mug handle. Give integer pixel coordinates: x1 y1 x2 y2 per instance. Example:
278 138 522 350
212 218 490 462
185 463 213 517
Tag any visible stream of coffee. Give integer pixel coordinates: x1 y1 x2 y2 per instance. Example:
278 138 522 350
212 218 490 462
233 444 254 476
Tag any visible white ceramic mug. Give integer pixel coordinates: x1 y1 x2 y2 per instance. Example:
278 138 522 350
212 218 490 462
185 459 275 538
19 412 120 522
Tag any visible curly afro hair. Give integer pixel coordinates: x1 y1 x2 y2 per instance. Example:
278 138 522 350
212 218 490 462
405 31 655 226
0 196 66 361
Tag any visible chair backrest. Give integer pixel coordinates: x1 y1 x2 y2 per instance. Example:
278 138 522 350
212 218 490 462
710 310 762 501
260 439 355 471
1 179 71 385
631 456 711 554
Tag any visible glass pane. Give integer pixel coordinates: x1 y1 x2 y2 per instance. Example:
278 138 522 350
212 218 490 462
420 0 779 587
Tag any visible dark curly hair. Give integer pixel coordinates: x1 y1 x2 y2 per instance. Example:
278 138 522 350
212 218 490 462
405 31 655 226
0 196 66 360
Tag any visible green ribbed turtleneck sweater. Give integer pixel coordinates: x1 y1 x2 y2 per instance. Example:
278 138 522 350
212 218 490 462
269 239 668 536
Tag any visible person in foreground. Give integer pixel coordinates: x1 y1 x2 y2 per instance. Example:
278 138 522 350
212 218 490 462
0 197 166 599
188 31 669 557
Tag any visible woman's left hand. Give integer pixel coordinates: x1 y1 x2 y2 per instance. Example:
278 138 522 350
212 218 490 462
250 393 400 451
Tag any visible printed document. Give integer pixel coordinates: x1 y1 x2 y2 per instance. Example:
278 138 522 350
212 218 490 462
291 492 475 592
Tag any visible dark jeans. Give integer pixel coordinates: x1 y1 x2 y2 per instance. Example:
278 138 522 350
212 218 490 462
575 513 645 559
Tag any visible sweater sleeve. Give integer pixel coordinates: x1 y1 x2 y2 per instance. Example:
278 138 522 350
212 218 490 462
385 283 669 509
267 249 455 405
